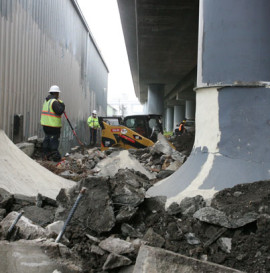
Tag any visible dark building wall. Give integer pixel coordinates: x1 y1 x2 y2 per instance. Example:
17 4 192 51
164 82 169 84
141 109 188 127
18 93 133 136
0 0 108 153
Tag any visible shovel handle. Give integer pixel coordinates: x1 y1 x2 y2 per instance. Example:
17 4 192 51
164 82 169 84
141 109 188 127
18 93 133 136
64 112 84 146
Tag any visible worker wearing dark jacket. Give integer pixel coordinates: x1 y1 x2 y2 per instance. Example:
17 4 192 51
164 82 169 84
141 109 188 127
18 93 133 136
40 85 65 161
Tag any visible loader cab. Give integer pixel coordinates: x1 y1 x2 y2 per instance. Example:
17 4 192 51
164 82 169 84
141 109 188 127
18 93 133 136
123 114 163 142
99 116 123 129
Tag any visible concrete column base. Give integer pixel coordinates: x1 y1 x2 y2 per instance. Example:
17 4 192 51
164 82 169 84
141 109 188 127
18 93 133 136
147 87 270 206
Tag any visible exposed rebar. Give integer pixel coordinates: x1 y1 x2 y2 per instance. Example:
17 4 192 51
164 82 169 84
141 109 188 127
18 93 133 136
6 211 24 240
55 187 86 243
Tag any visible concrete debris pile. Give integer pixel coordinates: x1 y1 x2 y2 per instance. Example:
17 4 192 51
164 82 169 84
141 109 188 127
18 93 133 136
1 134 268 272
34 133 189 183
1 165 270 272
168 133 195 157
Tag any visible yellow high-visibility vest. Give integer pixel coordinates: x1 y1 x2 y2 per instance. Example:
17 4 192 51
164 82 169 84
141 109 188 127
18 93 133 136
40 99 62 127
87 116 100 129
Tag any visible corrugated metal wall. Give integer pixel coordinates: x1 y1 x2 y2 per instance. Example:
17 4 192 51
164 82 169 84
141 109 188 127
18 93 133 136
0 0 108 153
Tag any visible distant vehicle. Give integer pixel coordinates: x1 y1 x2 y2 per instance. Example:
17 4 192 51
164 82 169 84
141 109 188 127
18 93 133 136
99 114 163 151
185 119 195 134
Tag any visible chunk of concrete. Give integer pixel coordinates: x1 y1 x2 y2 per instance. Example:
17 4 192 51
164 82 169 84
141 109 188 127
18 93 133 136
94 150 156 180
180 195 206 216
56 177 115 234
0 188 13 209
1 211 46 240
45 221 64 236
99 236 135 255
166 160 182 171
16 142 35 157
121 223 143 238
0 130 75 200
0 240 82 273
150 133 174 156
102 253 132 271
194 207 258 229
133 245 244 273
116 206 138 223
217 237 232 254
193 207 231 228
22 205 55 227
143 228 165 248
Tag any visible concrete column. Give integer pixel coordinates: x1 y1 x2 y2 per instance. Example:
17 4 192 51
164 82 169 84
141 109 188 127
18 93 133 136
147 0 270 206
143 102 148 114
174 105 185 128
165 107 174 132
185 100 195 120
147 84 164 115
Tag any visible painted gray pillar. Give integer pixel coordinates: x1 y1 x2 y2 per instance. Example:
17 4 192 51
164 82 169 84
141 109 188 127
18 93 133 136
143 102 148 114
165 107 174 132
147 84 164 115
174 105 185 129
185 100 195 120
147 0 270 206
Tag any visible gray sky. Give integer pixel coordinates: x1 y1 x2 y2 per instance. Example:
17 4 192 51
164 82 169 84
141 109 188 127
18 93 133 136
76 0 138 102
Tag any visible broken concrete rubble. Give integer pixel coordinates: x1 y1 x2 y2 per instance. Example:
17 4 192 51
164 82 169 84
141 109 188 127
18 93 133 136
1 133 270 272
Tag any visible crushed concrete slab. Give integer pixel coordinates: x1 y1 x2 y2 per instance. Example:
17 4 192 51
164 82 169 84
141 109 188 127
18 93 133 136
93 150 156 180
0 239 82 273
133 245 245 273
0 130 75 199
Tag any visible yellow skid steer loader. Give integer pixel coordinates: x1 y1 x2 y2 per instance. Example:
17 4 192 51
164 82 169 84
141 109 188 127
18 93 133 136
99 115 163 151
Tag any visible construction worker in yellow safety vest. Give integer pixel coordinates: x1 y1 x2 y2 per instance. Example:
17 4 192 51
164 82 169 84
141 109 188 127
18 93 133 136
87 110 100 146
40 85 65 162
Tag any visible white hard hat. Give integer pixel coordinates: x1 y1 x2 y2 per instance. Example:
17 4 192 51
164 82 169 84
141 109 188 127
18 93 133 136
92 110 97 114
49 85 61 93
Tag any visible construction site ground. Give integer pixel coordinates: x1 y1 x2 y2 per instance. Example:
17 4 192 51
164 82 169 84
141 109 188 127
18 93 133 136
0 131 270 272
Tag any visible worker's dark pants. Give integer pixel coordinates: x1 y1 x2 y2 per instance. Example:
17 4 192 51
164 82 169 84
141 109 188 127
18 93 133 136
43 133 61 162
89 128 97 145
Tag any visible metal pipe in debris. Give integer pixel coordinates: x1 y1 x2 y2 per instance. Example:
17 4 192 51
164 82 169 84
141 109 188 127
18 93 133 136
6 211 24 239
55 187 87 243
